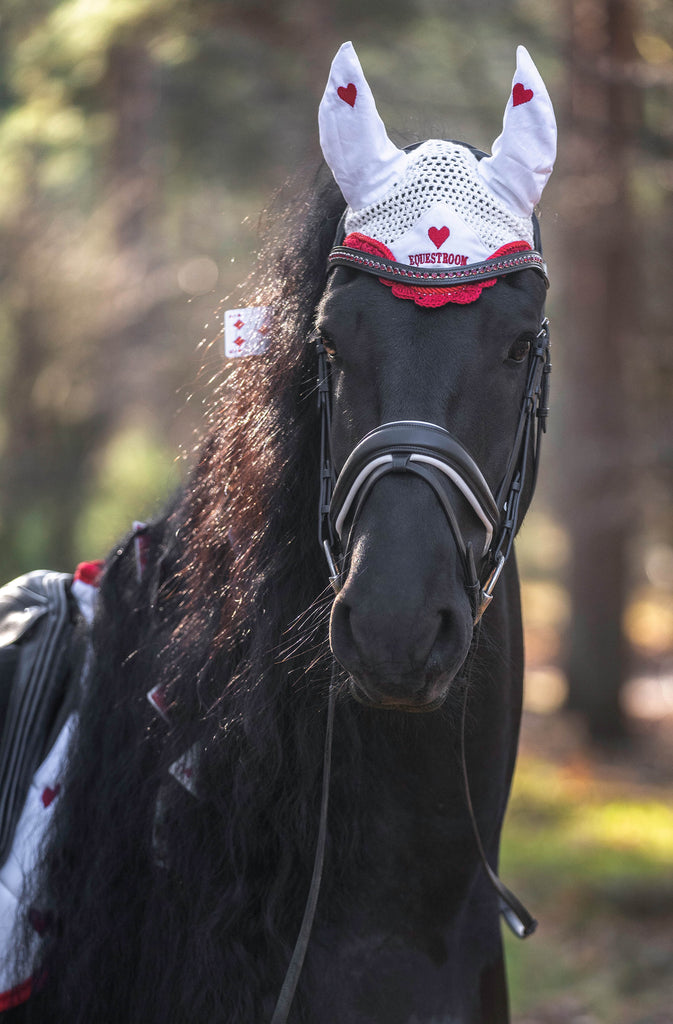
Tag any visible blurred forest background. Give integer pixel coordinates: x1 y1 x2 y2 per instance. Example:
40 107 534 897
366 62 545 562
0 0 671 1020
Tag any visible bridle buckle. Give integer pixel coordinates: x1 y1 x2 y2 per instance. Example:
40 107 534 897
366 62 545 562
322 540 341 592
475 554 506 624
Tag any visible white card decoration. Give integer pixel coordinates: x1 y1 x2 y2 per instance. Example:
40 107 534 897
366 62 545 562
146 683 171 725
132 520 149 582
224 306 271 358
168 744 201 798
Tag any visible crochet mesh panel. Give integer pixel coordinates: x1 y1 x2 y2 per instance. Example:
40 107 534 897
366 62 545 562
344 140 534 251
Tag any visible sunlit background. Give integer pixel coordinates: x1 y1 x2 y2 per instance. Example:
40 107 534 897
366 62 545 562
0 1 671 1020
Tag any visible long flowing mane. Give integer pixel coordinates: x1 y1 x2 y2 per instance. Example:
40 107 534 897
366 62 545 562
18 169 381 1024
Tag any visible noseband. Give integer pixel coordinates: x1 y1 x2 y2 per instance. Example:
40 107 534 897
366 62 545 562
317 300 551 623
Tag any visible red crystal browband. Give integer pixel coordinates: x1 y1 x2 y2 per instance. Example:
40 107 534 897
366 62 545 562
327 246 549 288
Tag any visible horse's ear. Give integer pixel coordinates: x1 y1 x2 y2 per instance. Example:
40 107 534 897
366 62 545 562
478 46 557 218
319 41 407 212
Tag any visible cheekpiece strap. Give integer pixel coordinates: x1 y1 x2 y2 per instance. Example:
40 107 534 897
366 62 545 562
327 246 549 289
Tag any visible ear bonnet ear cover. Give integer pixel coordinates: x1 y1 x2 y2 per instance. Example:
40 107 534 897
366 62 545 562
319 42 557 295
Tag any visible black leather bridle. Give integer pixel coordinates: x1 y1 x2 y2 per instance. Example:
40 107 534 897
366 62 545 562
316 289 551 625
317 139 551 619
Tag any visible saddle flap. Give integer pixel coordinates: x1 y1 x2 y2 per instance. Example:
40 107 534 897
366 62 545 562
0 607 48 648
0 571 76 866
0 574 56 646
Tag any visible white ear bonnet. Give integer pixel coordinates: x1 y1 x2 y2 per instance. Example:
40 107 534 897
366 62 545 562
319 42 556 274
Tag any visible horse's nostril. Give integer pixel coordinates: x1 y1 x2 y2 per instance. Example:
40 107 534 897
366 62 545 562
425 611 457 681
437 609 456 651
331 587 468 689
329 597 356 667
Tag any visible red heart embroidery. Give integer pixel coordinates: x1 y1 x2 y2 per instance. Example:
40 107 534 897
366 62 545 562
337 83 357 107
41 784 61 808
428 226 450 249
512 83 534 106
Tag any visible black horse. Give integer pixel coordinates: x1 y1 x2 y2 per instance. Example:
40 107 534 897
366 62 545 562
5 43 556 1024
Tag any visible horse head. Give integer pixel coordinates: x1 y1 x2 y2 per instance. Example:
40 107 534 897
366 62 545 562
316 42 556 712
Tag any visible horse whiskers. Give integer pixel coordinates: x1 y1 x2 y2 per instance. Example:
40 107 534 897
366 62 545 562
284 586 334 632
276 590 333 663
303 645 336 678
277 634 331 667
280 638 329 665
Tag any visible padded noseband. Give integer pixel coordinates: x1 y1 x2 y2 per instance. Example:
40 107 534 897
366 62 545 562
330 421 500 585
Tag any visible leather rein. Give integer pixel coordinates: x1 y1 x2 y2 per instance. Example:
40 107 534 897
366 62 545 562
270 246 551 1024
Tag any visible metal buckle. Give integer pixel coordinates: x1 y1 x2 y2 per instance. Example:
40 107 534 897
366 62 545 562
475 554 506 623
322 540 341 592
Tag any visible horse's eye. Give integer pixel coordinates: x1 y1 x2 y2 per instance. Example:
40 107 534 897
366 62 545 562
507 334 532 363
320 335 337 359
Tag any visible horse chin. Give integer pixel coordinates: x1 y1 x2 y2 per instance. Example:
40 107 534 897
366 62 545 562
346 676 451 714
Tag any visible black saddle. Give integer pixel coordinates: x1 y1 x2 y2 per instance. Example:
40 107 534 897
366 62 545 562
0 571 84 866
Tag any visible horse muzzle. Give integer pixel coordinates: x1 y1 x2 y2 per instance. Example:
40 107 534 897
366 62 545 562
326 424 490 709
329 566 474 711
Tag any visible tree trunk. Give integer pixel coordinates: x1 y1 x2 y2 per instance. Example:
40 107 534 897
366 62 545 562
0 199 105 579
0 40 161 581
560 0 640 743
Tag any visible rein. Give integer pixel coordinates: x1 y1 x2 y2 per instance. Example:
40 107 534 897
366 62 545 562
270 666 337 1024
271 255 550 1023
459 632 538 939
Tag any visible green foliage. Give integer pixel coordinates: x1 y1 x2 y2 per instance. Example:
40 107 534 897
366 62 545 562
502 752 673 1020
0 0 564 579
75 421 182 560
504 758 673 883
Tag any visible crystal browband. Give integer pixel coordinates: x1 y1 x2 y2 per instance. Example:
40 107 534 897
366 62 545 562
327 246 549 288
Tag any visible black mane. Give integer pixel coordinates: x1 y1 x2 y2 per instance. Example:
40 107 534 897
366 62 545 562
18 169 374 1024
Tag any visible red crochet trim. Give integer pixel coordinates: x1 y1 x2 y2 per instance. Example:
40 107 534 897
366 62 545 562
342 233 533 307
0 977 32 1011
